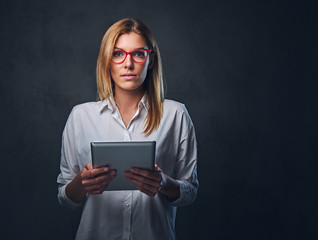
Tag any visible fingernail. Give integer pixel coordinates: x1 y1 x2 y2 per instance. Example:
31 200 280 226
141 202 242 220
104 167 109 172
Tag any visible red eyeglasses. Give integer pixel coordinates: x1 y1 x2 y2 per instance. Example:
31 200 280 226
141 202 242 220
111 48 152 64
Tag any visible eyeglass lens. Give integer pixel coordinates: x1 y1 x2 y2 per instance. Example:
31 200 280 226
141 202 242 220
112 49 149 63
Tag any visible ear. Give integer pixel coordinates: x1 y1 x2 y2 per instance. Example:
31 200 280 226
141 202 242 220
147 53 155 70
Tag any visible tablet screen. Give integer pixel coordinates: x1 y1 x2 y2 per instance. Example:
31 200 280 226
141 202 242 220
91 141 156 191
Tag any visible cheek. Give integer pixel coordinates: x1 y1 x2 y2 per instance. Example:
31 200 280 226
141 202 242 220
140 67 148 80
110 65 119 79
110 64 115 73
139 62 150 80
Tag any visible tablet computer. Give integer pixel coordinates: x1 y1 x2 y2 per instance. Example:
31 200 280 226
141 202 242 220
91 141 156 191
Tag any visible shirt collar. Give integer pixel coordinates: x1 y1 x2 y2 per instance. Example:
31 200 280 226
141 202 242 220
139 94 149 110
99 95 148 114
99 97 115 114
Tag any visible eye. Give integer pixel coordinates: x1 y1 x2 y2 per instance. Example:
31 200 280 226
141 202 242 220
132 50 146 58
113 50 124 57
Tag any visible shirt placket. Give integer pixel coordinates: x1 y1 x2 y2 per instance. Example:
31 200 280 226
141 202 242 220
112 107 140 239
122 191 132 240
122 119 134 238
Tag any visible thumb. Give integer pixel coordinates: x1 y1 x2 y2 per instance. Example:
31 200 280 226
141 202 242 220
86 163 93 170
155 164 162 172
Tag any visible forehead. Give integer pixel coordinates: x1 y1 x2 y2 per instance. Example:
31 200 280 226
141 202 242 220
115 32 147 50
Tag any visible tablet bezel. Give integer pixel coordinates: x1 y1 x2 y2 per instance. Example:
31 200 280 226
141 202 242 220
91 141 156 191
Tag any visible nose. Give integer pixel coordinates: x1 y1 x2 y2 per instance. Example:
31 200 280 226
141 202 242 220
124 53 134 69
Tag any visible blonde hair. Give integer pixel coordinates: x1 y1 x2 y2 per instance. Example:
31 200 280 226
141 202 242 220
96 18 164 136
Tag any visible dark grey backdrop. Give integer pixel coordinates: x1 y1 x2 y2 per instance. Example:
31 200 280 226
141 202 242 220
1 0 317 239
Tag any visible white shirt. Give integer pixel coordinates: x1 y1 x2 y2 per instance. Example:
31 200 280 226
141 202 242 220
57 96 198 240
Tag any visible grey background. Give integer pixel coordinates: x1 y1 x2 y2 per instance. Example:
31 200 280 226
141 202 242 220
1 0 317 239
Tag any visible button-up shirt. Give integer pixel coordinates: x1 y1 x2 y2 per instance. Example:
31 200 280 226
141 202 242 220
57 96 198 240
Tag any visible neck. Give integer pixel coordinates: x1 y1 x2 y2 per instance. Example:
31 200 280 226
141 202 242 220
114 86 144 112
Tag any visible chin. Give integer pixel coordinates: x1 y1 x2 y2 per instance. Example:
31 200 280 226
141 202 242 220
118 82 144 92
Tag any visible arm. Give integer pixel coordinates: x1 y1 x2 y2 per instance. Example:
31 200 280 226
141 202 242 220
162 105 199 206
170 121 199 206
57 107 116 207
124 106 198 204
65 163 117 203
124 164 180 201
124 163 197 204
158 171 180 201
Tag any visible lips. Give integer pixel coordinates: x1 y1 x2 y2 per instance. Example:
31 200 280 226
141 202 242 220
121 73 137 80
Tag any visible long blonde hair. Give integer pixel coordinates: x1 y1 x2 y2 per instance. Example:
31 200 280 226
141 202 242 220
96 18 164 136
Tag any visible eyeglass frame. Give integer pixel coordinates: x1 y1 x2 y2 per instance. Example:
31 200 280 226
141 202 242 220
111 48 152 64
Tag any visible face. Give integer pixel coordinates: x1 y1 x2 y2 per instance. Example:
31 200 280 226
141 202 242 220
110 32 152 94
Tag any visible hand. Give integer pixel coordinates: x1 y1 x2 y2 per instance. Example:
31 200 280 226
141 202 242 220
80 163 116 194
124 164 162 197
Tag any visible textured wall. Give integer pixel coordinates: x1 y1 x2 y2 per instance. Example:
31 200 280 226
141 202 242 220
1 0 317 239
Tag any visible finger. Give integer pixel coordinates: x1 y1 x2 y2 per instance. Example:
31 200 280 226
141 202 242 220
81 167 110 180
82 171 116 187
125 173 160 194
86 174 116 194
81 167 93 180
138 187 156 198
128 178 157 197
90 167 111 177
130 168 162 182
86 163 93 170
89 189 104 195
125 171 161 189
87 183 107 194
155 164 162 173
85 185 101 193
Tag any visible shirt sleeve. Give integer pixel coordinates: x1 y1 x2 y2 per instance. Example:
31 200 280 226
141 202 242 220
170 105 199 207
57 107 84 209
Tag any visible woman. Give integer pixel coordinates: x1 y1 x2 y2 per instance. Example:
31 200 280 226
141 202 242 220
57 18 198 240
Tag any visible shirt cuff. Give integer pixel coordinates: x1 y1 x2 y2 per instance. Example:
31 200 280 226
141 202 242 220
169 180 193 207
58 184 84 210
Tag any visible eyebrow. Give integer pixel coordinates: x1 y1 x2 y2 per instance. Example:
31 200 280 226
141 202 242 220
114 47 148 50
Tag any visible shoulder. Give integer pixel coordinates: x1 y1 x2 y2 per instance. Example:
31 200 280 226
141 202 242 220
162 99 192 122
66 101 102 123
163 99 187 113
161 99 195 135
71 101 101 115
